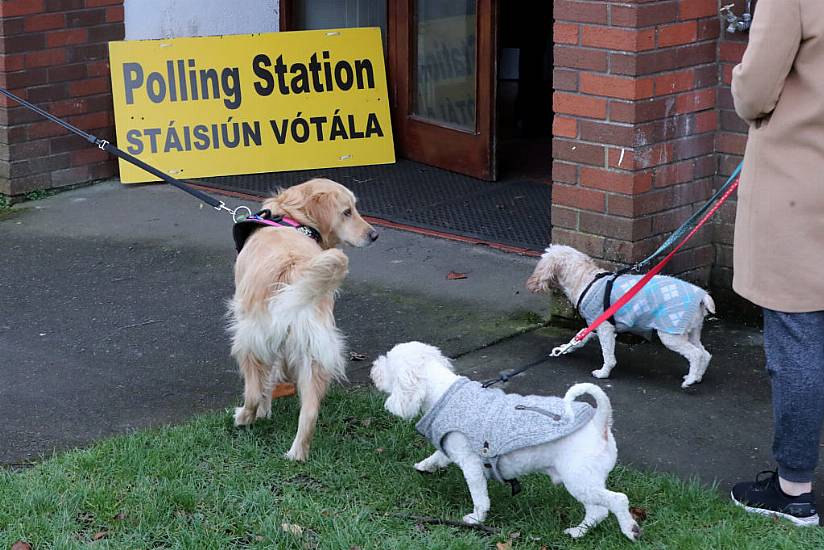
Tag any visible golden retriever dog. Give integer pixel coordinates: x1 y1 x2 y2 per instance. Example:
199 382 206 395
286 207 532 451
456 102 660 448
228 178 378 461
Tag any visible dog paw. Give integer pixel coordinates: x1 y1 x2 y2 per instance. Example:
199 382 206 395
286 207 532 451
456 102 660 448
591 368 612 379
622 522 641 541
284 445 308 462
681 375 701 389
462 513 481 525
413 461 433 474
234 406 255 426
564 526 586 539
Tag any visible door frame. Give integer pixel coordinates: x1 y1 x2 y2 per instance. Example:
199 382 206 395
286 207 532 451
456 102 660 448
279 0 497 180
393 0 497 180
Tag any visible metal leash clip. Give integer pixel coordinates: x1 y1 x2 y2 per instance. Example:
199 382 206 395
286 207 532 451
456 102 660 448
550 336 585 357
215 201 252 222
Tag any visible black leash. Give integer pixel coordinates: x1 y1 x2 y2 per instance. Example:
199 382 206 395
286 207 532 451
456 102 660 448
482 272 622 389
481 353 554 388
0 86 244 218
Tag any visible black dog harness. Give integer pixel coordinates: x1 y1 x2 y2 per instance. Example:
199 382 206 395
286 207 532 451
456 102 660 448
575 271 621 327
232 209 322 252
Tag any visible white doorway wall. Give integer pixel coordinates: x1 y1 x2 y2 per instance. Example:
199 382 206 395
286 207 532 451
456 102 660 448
124 0 280 40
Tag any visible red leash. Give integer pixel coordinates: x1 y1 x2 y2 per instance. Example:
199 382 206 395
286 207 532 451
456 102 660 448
552 177 740 356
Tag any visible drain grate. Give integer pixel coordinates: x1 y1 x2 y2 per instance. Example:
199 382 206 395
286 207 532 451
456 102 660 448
198 159 552 251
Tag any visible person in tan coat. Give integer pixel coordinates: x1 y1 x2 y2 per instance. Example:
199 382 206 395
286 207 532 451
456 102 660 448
729 0 824 526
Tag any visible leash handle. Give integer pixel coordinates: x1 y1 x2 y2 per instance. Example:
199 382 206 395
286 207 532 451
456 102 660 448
572 176 740 344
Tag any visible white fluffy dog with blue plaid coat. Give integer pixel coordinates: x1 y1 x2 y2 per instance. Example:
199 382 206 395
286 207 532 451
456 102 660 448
527 245 715 389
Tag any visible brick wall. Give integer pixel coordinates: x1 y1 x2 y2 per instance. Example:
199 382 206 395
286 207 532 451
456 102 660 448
0 0 123 199
552 0 724 283
713 3 749 290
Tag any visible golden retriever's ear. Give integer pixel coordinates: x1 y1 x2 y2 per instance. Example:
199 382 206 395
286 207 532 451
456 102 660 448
302 192 335 241
268 185 304 211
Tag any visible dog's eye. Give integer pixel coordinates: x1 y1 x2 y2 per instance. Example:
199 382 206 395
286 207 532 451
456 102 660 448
343 208 352 217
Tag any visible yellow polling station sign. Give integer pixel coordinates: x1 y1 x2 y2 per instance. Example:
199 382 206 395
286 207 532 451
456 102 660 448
108 28 394 183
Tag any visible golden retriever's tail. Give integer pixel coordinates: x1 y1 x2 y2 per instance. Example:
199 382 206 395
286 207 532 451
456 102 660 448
563 383 612 437
268 249 349 380
289 249 350 304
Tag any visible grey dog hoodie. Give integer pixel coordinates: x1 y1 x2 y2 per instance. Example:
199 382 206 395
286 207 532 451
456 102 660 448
415 377 594 482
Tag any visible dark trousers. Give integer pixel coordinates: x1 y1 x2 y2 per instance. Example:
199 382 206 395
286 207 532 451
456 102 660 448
764 309 824 483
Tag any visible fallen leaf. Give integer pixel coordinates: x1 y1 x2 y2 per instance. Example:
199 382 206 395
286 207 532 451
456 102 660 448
375 447 384 453
361 418 372 428
92 530 108 541
349 351 367 361
11 542 32 550
282 523 304 535
447 271 467 280
630 506 648 522
113 512 127 521
496 542 512 550
510 531 521 540
255 535 264 542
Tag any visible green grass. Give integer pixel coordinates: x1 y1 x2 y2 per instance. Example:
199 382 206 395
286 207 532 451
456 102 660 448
2 389 823 549
24 189 53 202
0 189 54 213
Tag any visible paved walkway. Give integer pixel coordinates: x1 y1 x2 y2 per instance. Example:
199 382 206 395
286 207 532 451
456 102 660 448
1 181 818 513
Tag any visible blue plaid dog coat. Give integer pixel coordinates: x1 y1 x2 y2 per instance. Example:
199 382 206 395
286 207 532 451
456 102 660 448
578 274 709 336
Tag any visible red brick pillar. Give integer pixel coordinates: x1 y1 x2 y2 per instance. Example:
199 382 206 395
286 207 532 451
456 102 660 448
0 0 123 199
552 0 721 282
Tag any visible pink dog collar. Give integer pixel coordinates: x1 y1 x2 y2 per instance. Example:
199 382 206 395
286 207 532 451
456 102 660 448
232 210 322 252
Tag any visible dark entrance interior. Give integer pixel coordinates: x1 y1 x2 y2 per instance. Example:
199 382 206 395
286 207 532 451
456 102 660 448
496 2 553 181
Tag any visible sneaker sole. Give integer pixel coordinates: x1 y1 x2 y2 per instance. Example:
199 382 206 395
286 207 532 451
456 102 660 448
731 491 820 527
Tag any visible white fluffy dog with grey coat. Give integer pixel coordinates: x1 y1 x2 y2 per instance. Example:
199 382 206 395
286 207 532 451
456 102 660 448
527 245 715 388
370 341 640 541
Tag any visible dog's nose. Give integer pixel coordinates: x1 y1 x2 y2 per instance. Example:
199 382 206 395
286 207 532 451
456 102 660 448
368 229 379 242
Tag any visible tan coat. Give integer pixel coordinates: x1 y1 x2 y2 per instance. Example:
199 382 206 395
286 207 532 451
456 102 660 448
731 0 824 313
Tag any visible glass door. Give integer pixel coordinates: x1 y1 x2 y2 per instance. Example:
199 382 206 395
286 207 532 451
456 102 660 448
395 0 496 180
283 0 496 180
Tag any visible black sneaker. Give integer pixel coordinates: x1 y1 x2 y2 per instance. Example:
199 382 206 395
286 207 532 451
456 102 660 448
731 470 820 526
